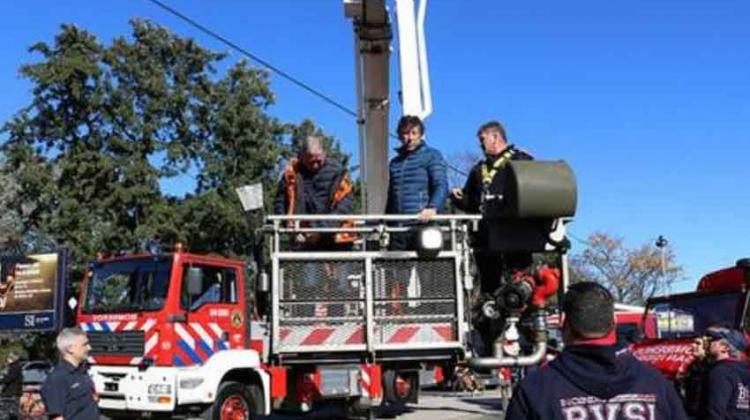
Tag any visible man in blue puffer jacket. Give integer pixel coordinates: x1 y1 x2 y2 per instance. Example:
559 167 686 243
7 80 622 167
386 115 448 250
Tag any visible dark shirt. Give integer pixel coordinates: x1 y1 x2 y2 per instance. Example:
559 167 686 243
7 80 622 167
506 344 687 420
702 359 750 420
41 360 99 420
453 145 533 215
273 159 353 227
0 360 22 398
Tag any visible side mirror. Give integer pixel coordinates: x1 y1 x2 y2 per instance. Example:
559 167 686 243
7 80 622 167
186 267 204 296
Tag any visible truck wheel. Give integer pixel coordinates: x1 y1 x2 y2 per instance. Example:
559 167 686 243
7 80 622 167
383 370 418 406
203 381 255 420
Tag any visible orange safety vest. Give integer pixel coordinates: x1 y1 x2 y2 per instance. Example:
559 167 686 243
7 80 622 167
283 158 356 243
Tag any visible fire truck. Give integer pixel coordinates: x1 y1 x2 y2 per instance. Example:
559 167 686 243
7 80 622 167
74 1 577 419
76 208 572 419
631 258 750 415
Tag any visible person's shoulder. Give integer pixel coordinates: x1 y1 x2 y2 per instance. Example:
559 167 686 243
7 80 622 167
517 363 558 392
42 366 68 391
621 352 674 385
421 143 445 159
708 360 739 379
512 146 534 160
322 159 345 175
45 365 68 381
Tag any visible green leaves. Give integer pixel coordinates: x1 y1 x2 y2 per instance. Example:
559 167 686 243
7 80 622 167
1 19 349 274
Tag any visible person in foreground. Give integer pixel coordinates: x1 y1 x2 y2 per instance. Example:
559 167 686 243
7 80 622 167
700 325 750 420
506 281 687 420
41 327 99 420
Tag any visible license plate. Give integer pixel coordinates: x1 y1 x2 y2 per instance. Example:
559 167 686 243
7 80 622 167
104 382 119 392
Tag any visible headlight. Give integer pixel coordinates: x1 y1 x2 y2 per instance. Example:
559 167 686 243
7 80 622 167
179 377 204 389
148 384 172 395
417 226 443 258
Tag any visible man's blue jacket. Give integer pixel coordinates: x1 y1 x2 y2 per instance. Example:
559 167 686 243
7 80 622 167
386 142 448 215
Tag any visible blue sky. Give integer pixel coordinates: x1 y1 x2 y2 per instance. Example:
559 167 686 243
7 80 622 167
1 1 748 291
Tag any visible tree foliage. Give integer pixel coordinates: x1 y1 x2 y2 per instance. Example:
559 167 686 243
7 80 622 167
569 232 683 305
0 20 348 268
0 158 23 245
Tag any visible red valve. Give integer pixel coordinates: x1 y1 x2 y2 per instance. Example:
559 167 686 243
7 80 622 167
531 267 560 307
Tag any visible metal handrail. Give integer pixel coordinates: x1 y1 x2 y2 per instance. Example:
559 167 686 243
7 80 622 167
267 214 482 222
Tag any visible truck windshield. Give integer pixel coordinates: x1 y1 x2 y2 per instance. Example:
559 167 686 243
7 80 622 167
647 291 746 339
82 257 172 313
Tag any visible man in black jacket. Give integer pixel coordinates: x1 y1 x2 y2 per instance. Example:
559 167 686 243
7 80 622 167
506 282 687 420
450 121 533 294
1 351 23 420
700 326 750 420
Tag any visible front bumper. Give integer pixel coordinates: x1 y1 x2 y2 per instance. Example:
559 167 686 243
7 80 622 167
90 365 177 412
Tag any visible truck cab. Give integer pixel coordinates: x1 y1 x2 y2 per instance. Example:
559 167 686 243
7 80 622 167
76 250 269 418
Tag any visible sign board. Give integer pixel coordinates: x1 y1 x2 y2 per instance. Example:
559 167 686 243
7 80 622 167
0 249 67 331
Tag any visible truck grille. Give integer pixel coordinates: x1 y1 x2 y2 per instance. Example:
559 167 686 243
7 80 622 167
88 331 145 357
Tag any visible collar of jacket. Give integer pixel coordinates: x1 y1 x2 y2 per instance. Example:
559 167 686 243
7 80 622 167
484 144 517 164
395 140 427 155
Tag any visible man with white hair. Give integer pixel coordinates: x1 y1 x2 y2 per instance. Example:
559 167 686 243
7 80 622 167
41 327 99 420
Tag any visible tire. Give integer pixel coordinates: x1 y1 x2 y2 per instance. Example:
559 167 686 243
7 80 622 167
202 381 255 420
382 370 418 406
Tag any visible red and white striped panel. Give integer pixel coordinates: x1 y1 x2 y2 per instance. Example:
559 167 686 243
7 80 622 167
278 322 455 348
359 364 382 401
278 324 364 347
377 322 454 344
360 366 371 398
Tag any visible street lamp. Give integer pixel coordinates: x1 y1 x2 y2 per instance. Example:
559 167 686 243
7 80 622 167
655 235 668 276
655 235 669 294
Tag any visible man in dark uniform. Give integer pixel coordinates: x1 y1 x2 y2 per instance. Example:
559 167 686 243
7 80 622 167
41 327 99 420
700 326 750 420
506 282 687 420
450 121 534 356
450 120 533 295
0 351 23 419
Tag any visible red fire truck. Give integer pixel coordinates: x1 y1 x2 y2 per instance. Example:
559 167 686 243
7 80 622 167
631 258 750 413
76 215 484 418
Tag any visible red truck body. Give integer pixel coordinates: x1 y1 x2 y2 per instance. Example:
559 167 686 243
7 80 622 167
631 262 749 380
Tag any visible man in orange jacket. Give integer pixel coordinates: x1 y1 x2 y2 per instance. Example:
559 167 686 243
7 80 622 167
273 136 356 317
274 135 355 251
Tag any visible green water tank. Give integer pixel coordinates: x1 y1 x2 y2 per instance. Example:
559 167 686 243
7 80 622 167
504 160 577 219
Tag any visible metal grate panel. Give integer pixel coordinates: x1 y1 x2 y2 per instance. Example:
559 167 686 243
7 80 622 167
373 259 456 300
88 331 145 357
275 257 460 352
280 261 365 301
372 258 458 346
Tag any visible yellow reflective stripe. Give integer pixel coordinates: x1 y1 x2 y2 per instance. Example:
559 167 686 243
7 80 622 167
480 149 515 184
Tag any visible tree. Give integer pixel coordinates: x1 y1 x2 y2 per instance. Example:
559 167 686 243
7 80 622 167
569 232 683 305
0 158 22 244
1 20 339 264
